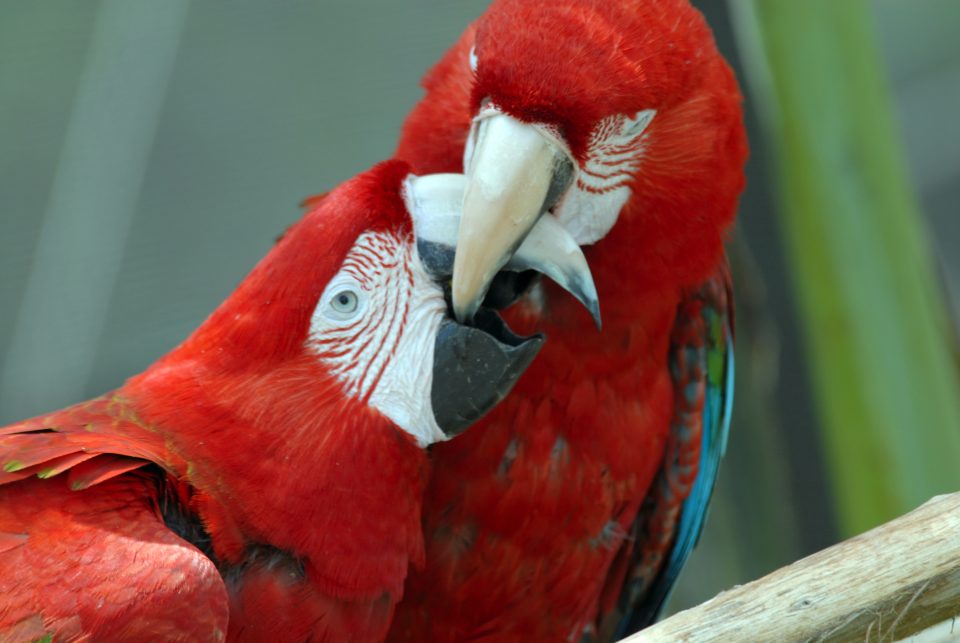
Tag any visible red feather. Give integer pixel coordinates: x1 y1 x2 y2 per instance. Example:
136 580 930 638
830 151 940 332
389 1 747 639
0 161 431 641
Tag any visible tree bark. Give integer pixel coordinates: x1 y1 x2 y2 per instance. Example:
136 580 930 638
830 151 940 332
623 493 960 642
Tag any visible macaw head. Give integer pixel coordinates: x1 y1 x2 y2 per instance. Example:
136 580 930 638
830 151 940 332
160 160 595 447
118 160 606 601
448 0 747 321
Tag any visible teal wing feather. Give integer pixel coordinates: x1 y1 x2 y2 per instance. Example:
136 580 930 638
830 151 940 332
611 263 734 638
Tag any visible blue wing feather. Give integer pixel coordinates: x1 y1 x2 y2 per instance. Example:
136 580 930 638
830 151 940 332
610 267 734 639
659 334 733 591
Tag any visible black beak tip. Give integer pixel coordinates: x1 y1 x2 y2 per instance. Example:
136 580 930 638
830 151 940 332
431 315 544 439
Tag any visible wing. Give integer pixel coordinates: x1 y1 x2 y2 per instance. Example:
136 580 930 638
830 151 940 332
0 396 227 640
0 393 179 490
605 262 735 639
0 474 228 641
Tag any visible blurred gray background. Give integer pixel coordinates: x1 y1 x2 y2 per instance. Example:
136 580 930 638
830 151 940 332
1 0 958 615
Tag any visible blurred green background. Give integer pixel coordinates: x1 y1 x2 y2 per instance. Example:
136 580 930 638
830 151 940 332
1 0 958 616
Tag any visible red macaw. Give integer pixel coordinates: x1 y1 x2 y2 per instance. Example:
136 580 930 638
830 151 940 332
388 0 747 640
0 161 596 641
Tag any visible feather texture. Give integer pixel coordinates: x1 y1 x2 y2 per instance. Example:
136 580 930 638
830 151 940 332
0 161 436 641
389 1 747 639
609 266 735 636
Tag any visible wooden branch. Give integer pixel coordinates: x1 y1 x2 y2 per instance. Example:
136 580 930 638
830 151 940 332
623 493 960 642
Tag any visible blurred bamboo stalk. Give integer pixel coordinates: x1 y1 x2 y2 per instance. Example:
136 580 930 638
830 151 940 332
0 0 190 422
729 0 960 535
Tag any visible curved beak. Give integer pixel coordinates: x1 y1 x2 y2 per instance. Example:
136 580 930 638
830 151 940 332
404 171 599 437
430 311 543 438
406 173 599 323
452 112 591 324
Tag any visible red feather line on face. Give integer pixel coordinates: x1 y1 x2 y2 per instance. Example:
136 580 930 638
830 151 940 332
575 115 649 194
308 231 415 405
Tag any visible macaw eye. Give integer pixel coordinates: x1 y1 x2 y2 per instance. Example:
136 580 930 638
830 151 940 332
468 46 478 72
621 109 656 138
329 289 359 315
326 286 360 321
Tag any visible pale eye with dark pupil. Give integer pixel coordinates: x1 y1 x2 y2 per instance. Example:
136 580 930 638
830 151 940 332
330 290 358 314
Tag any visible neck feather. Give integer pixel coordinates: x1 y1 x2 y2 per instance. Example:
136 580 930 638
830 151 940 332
125 350 428 600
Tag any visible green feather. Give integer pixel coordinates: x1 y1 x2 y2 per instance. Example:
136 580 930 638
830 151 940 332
3 460 24 473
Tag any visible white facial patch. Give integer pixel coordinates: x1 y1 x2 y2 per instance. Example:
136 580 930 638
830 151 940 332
553 109 656 245
306 231 447 446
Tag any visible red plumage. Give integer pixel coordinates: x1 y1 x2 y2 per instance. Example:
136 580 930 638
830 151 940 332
389 1 746 639
0 161 433 641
